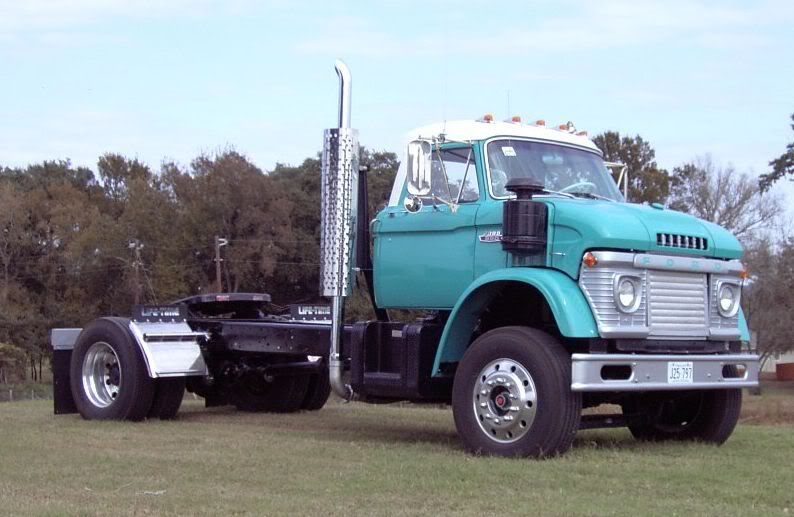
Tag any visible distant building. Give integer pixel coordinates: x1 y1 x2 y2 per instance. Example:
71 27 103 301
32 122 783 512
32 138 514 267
753 332 794 380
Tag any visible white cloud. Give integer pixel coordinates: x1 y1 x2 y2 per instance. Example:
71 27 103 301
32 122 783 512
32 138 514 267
0 0 284 38
295 0 794 57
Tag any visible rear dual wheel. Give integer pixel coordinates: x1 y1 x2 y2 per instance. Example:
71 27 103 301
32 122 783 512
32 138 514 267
452 326 581 458
71 318 155 421
70 317 185 421
233 358 332 413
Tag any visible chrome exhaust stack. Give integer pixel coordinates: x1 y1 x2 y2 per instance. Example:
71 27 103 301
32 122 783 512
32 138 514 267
320 60 358 400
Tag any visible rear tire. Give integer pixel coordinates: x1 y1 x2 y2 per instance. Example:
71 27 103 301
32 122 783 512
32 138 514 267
622 388 742 445
301 368 332 411
452 326 581 458
70 317 155 421
148 377 186 420
233 370 310 413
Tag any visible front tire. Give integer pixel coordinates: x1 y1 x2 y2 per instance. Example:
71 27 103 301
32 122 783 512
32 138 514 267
70 317 155 421
452 326 581 458
622 389 742 444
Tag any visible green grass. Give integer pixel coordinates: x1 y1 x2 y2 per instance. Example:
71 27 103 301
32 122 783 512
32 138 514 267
1 397 793 516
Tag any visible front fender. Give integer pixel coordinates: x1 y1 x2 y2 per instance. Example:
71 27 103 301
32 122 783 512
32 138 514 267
432 268 598 376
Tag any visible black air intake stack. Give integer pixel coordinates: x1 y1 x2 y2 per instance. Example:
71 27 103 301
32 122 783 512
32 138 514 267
501 178 548 263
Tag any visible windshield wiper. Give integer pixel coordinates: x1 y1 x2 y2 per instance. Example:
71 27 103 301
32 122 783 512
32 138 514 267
534 188 576 199
567 191 615 202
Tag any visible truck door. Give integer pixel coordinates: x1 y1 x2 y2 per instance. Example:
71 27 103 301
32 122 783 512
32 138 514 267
374 144 481 309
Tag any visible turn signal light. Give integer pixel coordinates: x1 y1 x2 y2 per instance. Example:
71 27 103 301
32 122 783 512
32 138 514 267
583 252 598 268
739 267 748 280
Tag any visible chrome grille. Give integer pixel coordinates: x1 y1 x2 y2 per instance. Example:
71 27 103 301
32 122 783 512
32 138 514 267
647 270 708 338
709 275 740 331
656 233 708 251
578 251 742 340
579 267 647 335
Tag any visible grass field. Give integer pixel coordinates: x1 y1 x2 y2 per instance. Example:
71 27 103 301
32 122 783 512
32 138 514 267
1 389 793 516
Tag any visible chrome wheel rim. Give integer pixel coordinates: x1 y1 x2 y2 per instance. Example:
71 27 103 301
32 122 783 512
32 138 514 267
472 358 537 443
82 342 121 408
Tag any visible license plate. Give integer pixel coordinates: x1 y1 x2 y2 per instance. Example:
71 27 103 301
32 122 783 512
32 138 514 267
667 361 694 384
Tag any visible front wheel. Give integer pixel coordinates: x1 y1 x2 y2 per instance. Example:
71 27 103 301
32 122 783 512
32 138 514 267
622 389 742 444
452 326 581 458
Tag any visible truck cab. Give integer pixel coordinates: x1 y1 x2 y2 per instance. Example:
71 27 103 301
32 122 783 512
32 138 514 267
362 117 754 454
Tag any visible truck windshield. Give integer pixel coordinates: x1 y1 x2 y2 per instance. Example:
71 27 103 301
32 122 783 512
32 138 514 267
486 139 623 201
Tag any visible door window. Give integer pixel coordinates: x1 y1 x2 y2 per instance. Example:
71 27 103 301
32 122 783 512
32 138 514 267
425 147 480 203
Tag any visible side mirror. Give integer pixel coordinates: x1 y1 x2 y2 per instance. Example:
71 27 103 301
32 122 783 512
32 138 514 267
403 195 423 213
604 161 628 201
406 140 432 196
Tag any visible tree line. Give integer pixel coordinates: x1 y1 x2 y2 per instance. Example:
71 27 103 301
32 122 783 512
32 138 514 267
0 116 792 381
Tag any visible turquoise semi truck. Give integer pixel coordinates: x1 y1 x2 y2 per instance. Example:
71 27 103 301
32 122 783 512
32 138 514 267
51 62 759 458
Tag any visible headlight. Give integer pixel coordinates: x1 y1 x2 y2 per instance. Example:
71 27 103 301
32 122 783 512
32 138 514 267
614 275 641 313
717 282 740 317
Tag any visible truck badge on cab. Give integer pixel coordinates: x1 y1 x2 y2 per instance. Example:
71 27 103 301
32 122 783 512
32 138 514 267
478 230 502 243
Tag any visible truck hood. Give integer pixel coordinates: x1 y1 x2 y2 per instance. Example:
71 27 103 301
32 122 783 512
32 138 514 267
548 198 742 277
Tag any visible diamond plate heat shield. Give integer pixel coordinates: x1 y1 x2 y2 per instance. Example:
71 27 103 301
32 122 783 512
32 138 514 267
320 128 359 297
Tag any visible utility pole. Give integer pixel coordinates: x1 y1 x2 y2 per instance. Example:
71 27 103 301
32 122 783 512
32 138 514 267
214 236 228 293
129 239 144 305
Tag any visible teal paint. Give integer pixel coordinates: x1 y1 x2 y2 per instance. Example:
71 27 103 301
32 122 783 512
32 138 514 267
373 143 483 309
549 199 743 279
374 203 479 308
431 268 598 376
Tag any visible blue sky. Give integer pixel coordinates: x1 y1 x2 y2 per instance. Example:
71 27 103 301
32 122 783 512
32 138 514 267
1 0 792 200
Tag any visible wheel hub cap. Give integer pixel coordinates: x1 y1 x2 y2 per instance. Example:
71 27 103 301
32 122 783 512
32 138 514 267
82 341 122 408
472 358 537 443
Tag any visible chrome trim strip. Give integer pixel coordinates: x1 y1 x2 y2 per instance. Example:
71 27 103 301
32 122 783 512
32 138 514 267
142 331 208 342
586 251 635 267
631 253 743 275
599 326 649 338
708 328 742 340
586 251 743 276
570 353 759 392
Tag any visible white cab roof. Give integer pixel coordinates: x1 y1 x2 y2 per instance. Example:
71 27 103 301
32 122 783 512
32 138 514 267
407 119 601 154
388 119 603 207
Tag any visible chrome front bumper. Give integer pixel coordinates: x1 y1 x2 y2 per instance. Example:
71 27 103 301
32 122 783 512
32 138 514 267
570 353 759 392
